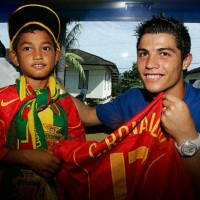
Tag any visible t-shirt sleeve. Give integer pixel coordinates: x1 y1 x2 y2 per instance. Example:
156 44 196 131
96 99 123 129
96 88 149 129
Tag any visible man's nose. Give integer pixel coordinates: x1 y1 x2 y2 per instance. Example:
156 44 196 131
145 54 159 69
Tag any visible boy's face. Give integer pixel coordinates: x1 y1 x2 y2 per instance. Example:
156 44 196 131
137 33 191 97
10 30 60 84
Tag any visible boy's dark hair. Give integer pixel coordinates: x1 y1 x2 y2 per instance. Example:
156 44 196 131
135 14 191 60
0 40 6 57
12 24 57 52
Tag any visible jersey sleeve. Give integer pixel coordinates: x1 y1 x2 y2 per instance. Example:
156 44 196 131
58 94 86 142
0 118 9 161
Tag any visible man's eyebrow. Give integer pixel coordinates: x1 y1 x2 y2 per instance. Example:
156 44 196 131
137 48 148 52
158 47 176 53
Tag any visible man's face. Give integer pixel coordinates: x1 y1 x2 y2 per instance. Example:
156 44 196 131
137 33 186 96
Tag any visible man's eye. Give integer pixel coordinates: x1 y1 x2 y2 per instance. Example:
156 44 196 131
161 52 169 57
138 52 147 57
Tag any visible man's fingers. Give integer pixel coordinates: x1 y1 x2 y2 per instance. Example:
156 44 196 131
162 93 180 103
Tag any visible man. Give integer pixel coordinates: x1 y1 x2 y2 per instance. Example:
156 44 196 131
72 14 200 197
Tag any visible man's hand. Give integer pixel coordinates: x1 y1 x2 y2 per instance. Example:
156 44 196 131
161 93 198 145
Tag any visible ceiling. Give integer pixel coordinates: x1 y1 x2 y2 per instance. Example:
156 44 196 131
1 0 200 23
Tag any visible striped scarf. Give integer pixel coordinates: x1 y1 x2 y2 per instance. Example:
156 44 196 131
7 75 67 150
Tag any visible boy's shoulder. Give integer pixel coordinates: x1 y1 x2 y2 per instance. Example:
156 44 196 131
57 92 75 107
0 85 18 97
0 85 20 111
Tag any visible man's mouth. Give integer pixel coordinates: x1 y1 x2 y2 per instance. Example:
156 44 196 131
146 74 162 79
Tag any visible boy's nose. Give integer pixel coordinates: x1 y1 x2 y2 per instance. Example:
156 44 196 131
33 51 43 60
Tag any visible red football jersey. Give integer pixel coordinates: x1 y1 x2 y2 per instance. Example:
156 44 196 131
54 93 196 200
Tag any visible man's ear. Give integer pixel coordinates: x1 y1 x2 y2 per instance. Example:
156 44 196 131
55 50 62 65
9 50 19 67
182 53 192 70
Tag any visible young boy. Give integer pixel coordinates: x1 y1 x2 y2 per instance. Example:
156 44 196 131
0 4 85 199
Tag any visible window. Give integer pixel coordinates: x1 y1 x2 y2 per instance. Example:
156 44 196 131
107 73 111 90
78 70 89 89
104 72 107 90
104 72 111 90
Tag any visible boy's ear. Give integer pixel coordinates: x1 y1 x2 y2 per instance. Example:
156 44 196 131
55 50 62 64
9 50 19 67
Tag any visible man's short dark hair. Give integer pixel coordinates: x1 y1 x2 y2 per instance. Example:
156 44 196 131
135 13 191 60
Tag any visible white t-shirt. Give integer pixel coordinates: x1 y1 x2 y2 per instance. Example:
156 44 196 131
0 58 20 87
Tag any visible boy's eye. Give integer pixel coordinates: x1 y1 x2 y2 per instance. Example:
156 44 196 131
24 46 31 51
43 46 51 51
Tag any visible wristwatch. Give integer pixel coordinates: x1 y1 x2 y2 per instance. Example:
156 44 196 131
175 134 200 157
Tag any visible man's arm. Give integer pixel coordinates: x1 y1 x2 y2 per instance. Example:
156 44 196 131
182 152 200 197
71 95 102 126
57 79 102 126
161 93 200 197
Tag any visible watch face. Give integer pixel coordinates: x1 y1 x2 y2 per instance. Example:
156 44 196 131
181 142 197 156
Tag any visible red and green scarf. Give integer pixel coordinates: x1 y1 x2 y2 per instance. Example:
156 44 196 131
7 75 67 150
